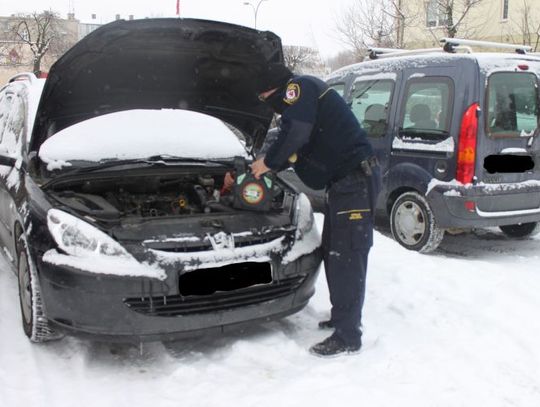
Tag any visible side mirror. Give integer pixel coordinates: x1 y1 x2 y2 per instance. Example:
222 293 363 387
0 155 16 167
0 146 16 167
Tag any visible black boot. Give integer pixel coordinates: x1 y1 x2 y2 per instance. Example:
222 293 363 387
318 320 334 330
309 334 361 357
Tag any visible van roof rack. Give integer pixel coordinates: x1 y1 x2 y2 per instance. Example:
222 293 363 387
367 47 442 60
440 38 532 54
368 38 533 60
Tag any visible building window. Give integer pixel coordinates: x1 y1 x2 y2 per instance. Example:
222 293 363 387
426 0 447 27
502 0 509 20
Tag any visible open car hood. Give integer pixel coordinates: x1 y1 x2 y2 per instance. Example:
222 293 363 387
30 18 283 154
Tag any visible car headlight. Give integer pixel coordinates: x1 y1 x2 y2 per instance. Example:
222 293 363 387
47 209 130 258
294 193 315 238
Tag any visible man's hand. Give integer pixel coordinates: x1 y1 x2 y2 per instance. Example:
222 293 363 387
251 158 271 179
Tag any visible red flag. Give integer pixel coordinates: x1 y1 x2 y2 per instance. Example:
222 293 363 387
176 0 180 16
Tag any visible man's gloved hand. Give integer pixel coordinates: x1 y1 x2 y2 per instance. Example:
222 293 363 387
251 158 271 179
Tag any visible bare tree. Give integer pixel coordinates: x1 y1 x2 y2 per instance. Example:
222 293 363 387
510 0 540 51
425 0 484 40
283 45 321 73
326 50 361 72
4 10 72 76
334 0 416 57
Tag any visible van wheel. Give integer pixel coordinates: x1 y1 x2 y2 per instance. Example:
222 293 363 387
390 191 444 253
17 237 60 343
499 222 539 238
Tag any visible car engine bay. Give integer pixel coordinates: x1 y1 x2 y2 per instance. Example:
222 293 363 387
47 169 294 221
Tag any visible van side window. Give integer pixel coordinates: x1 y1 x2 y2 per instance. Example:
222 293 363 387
351 80 393 138
400 77 454 141
487 72 538 138
329 83 345 97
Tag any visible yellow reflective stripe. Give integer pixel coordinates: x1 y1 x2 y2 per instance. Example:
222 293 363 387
336 209 371 216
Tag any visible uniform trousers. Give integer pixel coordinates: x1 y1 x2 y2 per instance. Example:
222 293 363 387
321 165 380 347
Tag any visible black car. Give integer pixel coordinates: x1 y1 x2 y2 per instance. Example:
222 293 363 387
0 18 321 343
326 44 540 252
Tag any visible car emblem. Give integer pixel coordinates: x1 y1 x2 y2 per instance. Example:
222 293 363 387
207 231 235 250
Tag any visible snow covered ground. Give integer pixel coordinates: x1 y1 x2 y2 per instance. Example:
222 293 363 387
1 214 540 407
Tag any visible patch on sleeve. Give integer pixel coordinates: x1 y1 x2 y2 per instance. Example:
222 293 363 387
283 83 301 105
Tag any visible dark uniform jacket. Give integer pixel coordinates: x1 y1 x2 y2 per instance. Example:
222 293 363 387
263 75 373 190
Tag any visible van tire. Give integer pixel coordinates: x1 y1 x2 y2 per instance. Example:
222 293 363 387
390 191 444 253
499 222 539 238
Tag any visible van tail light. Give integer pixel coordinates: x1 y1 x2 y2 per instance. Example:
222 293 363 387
456 103 479 185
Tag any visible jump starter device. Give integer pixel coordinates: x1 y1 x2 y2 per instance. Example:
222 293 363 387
232 157 275 212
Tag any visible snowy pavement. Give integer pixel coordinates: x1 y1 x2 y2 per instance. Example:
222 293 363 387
1 214 540 407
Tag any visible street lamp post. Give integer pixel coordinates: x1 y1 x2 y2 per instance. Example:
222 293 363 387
243 0 268 29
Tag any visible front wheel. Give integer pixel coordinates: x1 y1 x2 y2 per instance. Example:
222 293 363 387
390 191 444 253
499 222 539 238
17 237 60 343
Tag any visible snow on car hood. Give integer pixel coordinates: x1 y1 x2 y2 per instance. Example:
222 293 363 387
38 109 247 169
30 18 283 155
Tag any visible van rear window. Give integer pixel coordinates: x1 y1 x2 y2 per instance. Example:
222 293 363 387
487 72 538 138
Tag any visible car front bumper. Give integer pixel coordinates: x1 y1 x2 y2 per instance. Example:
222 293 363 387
36 250 321 342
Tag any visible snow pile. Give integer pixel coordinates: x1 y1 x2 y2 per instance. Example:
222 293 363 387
38 109 247 170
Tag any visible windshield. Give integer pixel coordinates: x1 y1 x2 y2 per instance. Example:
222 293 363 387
486 72 539 138
38 109 248 171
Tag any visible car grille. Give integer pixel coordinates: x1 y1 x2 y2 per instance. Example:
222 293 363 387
144 232 287 253
123 276 304 317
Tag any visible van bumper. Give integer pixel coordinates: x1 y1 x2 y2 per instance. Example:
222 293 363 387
428 182 540 228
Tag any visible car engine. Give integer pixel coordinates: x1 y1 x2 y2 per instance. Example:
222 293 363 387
48 170 290 220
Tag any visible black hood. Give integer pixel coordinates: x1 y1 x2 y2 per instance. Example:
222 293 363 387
30 18 284 153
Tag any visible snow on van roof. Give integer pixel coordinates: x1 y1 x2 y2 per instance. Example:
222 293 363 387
326 52 540 82
38 109 247 169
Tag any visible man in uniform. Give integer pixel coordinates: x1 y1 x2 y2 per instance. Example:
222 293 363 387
251 63 381 357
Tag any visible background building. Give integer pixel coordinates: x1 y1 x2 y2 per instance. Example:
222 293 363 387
402 0 540 51
0 12 101 84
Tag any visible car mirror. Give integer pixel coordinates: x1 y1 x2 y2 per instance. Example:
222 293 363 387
0 146 17 167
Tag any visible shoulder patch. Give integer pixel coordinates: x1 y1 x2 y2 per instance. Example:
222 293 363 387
283 83 301 105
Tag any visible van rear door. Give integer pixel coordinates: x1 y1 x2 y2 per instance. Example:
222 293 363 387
476 66 540 184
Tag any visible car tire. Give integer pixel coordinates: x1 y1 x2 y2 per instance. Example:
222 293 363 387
390 191 444 253
499 222 540 238
17 236 60 343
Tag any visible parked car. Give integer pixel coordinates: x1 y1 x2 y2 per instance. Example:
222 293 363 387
0 18 321 343
326 43 540 252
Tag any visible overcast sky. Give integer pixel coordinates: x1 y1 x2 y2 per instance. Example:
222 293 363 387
0 0 355 58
